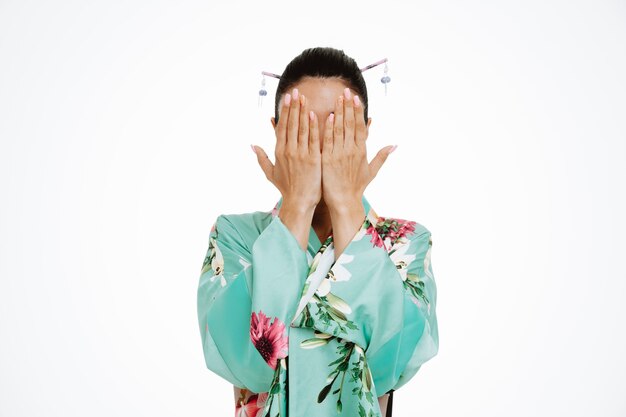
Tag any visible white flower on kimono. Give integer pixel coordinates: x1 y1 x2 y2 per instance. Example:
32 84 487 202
206 237 227 287
316 278 332 297
389 240 417 282
329 253 355 282
315 252 354 297
424 242 433 280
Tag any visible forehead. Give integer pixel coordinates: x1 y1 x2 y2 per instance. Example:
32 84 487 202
293 76 350 97
278 76 352 116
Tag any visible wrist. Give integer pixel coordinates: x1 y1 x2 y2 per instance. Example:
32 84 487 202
278 199 316 252
328 197 364 217
281 197 317 216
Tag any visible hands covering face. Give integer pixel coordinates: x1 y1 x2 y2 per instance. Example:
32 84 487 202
254 87 396 210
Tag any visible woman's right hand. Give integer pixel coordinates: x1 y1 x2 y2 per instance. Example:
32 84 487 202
253 87 322 211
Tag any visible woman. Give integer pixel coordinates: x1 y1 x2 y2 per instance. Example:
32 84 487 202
197 47 439 417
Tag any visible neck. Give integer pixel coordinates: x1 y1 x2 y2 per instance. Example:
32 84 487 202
312 197 333 237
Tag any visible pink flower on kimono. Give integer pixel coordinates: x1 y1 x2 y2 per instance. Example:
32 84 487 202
250 310 288 370
256 392 269 409
370 216 418 249
365 223 385 248
397 218 417 238
235 392 268 417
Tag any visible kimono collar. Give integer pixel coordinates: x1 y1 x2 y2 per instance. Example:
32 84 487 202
271 194 374 219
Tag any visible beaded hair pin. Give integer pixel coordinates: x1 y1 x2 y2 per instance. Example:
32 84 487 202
258 58 390 107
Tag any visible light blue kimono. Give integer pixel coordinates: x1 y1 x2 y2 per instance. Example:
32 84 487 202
197 194 438 417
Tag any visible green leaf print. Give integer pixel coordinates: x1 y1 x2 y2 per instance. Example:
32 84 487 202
292 235 360 338
316 339 376 414
405 271 430 307
260 358 287 417
294 293 359 336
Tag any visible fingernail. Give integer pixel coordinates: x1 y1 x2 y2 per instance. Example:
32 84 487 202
250 144 257 154
353 95 360 106
309 110 314 121
285 93 291 106
292 88 299 100
389 145 398 153
329 113 335 123
344 87 351 99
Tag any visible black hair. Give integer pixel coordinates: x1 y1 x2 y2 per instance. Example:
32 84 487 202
274 46 368 125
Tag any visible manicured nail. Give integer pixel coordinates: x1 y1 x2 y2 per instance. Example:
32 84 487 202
344 88 351 99
285 93 291 105
389 145 398 153
353 95 360 106
329 113 335 123
250 144 257 154
292 88 299 100
309 110 314 121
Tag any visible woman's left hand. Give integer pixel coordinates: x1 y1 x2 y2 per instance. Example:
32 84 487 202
321 87 396 209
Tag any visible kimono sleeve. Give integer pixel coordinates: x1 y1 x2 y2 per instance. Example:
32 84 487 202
324 214 439 395
197 213 311 393
366 229 439 393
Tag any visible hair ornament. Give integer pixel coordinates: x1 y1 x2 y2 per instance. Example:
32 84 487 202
258 57 389 107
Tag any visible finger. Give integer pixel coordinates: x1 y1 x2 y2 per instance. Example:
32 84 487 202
254 145 275 183
287 87 300 153
368 145 395 180
353 94 366 148
309 110 320 155
333 95 344 150
275 92 291 152
298 94 309 151
322 113 334 156
343 88 355 150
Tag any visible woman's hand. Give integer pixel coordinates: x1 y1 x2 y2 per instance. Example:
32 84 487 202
253 87 322 251
321 87 395 209
253 87 322 211
322 88 396 259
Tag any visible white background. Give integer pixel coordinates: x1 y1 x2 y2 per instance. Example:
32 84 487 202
1 1 625 416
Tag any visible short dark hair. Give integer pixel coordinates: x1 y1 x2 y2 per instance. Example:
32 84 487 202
274 46 368 125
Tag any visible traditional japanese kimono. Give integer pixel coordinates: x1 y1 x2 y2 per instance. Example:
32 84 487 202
197 194 438 417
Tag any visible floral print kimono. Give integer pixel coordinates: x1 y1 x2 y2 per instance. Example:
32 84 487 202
197 194 439 417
